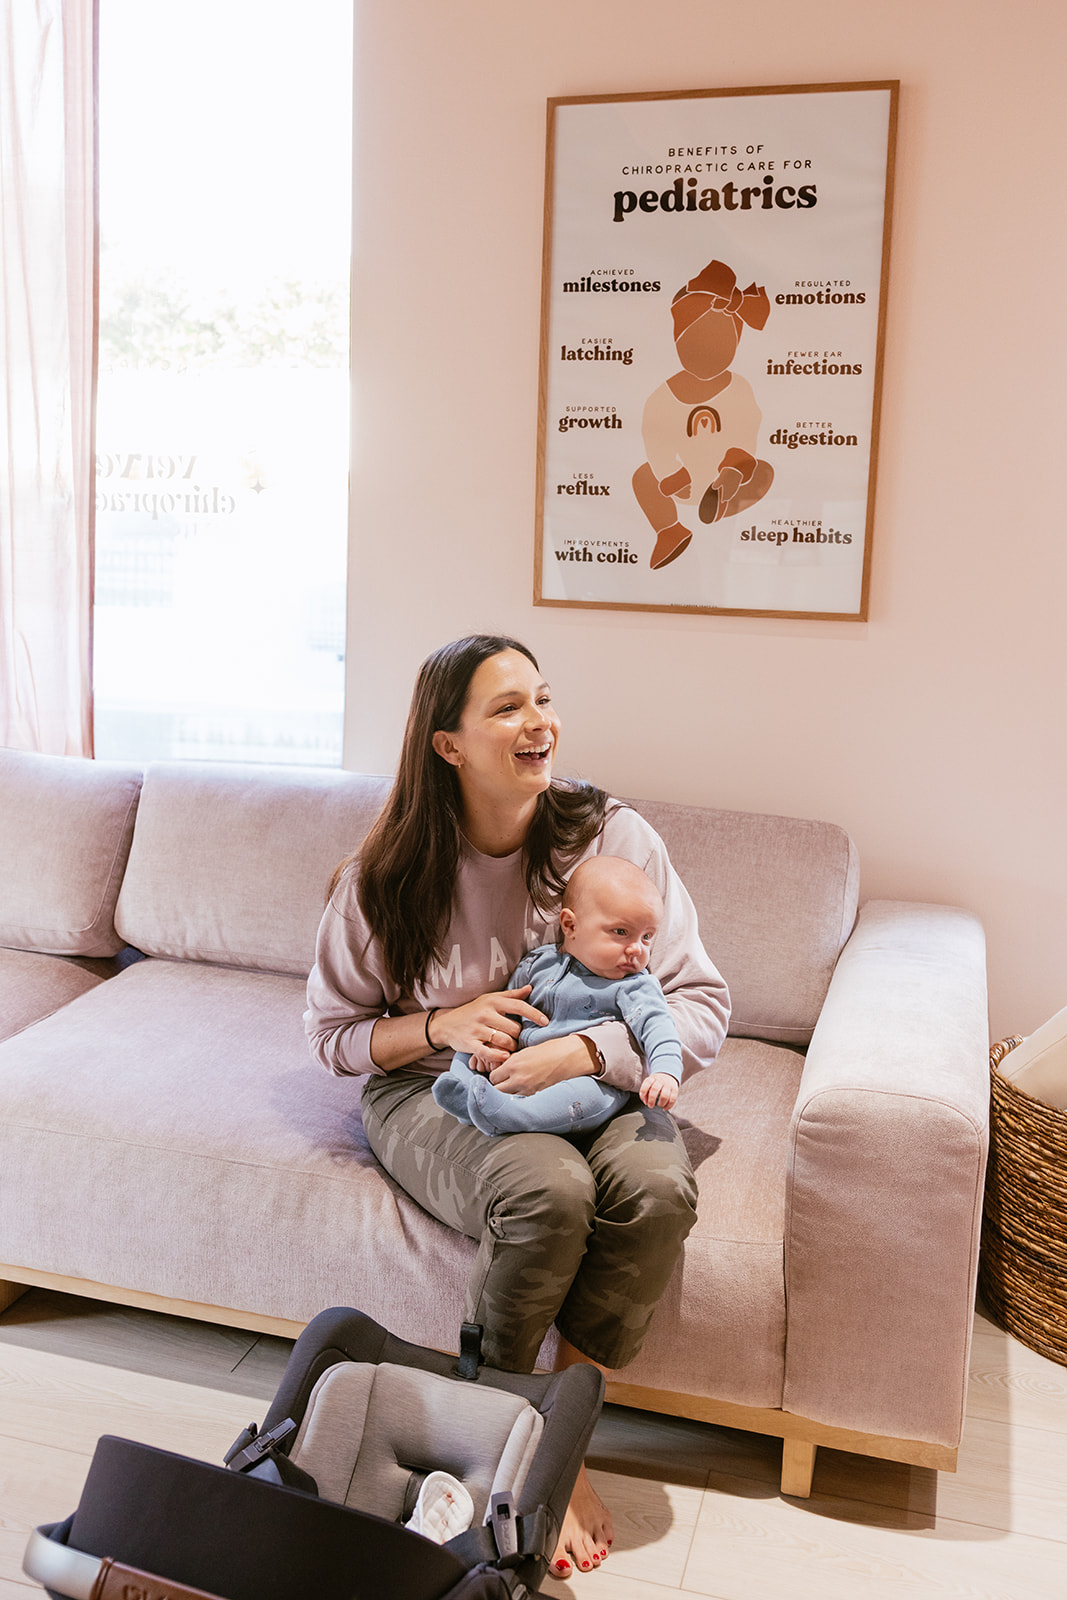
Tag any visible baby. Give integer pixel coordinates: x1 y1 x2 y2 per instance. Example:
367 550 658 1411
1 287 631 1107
432 855 682 1136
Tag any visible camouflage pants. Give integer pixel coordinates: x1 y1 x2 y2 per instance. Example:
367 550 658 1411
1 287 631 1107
361 1071 698 1373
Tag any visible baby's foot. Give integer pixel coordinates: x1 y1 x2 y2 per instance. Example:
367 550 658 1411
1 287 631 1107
548 1463 613 1580
649 523 692 569
431 1069 476 1125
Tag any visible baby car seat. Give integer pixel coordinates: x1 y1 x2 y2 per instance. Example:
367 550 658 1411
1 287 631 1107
23 1307 605 1600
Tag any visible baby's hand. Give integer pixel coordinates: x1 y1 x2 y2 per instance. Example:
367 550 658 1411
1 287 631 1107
640 1073 679 1111
468 1052 494 1075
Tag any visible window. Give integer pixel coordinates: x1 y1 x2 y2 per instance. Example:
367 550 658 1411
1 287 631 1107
94 0 352 765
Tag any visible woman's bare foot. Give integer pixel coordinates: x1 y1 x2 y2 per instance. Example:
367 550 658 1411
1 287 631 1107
549 1462 613 1580
549 1335 614 1579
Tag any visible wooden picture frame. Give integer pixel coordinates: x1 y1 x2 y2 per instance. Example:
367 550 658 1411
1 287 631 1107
534 82 898 620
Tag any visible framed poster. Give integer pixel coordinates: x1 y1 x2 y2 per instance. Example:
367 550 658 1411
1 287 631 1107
534 82 898 620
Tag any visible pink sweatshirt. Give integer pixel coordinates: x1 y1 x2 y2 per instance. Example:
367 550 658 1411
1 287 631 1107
305 801 730 1094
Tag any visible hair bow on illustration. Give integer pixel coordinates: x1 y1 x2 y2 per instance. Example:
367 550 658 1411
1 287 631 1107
671 260 770 338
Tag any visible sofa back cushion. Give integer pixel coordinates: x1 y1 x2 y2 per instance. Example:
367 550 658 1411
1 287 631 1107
114 763 858 1032
627 798 859 1045
0 749 142 958
115 763 393 975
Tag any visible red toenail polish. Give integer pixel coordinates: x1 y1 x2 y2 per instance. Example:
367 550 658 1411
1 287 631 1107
581 1561 590 1569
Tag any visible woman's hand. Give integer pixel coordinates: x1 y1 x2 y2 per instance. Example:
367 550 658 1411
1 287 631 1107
488 1032 599 1095
432 986 547 1070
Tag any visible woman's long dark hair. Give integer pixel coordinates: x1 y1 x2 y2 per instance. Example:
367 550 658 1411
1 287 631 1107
332 635 609 996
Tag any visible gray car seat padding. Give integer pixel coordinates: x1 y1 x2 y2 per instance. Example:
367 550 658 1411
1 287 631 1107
289 1362 544 1525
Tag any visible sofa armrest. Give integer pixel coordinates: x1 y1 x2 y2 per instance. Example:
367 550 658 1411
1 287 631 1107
782 900 989 1449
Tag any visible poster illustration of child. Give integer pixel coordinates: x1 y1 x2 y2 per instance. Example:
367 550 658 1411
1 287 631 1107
633 258 774 570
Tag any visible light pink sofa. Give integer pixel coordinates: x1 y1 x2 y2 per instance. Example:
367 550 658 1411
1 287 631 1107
0 750 989 1495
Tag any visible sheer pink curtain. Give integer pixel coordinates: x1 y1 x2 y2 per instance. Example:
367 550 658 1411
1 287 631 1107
0 0 97 755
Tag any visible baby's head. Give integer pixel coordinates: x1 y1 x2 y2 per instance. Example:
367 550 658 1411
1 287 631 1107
560 856 663 980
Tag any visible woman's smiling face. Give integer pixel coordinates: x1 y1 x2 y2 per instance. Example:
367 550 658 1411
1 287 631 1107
433 648 560 809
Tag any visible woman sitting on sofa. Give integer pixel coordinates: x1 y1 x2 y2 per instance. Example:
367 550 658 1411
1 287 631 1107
305 634 729 1579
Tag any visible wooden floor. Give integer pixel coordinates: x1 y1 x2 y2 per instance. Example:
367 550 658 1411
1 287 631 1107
1 1291 1065 1599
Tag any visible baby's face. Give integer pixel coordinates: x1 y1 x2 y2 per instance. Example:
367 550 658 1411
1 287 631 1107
562 880 662 981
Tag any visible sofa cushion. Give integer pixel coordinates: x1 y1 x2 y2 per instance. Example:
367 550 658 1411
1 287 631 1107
114 762 855 1020
115 764 393 975
0 750 142 958
618 1036 803 1405
0 958 474 1329
0 948 107 1042
0 960 800 1409
627 799 859 1044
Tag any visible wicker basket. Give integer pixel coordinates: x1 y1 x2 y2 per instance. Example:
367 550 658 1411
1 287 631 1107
979 1036 1067 1366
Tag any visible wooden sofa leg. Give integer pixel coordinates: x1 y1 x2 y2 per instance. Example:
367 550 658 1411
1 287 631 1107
0 1280 29 1316
781 1438 817 1497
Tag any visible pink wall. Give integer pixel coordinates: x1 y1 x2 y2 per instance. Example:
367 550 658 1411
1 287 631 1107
345 0 1067 1041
